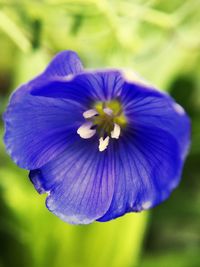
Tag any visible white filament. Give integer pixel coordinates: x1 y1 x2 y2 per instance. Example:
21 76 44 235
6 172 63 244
99 136 110 152
77 122 96 139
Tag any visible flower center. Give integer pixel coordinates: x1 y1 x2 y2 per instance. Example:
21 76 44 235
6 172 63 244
77 100 127 152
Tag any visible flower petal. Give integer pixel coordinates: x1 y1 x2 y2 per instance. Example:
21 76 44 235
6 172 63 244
120 81 191 159
44 50 83 78
10 50 83 104
98 126 182 222
30 70 124 104
29 136 115 224
3 51 84 169
3 95 84 169
98 81 190 222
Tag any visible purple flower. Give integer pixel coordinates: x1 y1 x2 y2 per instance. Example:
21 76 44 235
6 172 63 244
3 51 190 224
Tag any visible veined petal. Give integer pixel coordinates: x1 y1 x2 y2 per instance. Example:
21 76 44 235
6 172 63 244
3 95 84 170
120 81 191 159
44 50 83 78
98 80 190 222
9 50 83 104
30 70 124 104
98 126 182 222
3 51 84 170
29 137 115 224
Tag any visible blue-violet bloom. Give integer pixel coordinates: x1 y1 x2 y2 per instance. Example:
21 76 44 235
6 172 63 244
3 51 191 224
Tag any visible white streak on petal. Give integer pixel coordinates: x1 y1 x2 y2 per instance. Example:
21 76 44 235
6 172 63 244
142 201 152 209
173 103 185 115
111 123 121 139
77 122 96 139
83 109 98 119
99 136 110 152
63 74 74 81
103 108 113 116
122 69 151 88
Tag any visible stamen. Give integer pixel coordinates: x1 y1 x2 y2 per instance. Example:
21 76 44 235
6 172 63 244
77 122 96 139
111 123 121 139
83 109 98 119
77 100 126 151
99 136 110 152
103 108 113 116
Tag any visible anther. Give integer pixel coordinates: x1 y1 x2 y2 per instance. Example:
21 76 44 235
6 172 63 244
99 136 110 152
83 109 98 119
111 123 121 139
103 107 113 116
77 122 96 139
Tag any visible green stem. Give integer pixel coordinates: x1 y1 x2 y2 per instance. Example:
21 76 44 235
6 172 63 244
0 10 31 52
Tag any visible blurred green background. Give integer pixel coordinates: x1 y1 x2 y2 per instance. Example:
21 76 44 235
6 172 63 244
0 1 200 267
